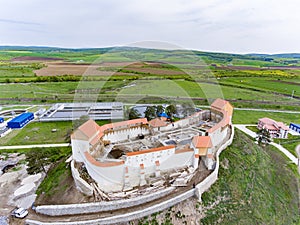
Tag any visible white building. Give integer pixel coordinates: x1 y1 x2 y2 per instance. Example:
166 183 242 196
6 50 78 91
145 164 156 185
257 117 289 139
39 102 124 121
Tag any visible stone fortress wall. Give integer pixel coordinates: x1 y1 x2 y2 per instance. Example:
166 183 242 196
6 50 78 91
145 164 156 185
28 99 234 224
71 109 215 193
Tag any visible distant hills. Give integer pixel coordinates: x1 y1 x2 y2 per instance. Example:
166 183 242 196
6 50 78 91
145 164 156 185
1 45 300 58
247 53 300 58
1 45 300 66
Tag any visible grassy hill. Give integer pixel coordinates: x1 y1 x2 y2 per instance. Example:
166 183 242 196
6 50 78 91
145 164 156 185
200 129 300 224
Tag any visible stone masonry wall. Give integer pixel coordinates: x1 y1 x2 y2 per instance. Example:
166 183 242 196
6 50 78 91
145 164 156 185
27 189 194 225
35 187 175 216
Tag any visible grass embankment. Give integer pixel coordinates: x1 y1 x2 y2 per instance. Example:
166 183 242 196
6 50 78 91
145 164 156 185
273 135 300 157
200 130 300 224
33 146 86 205
35 151 71 198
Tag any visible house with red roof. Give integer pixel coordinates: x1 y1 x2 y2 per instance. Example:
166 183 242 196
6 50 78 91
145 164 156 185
257 117 289 139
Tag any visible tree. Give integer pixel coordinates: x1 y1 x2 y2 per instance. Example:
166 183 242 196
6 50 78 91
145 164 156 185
128 108 141 120
25 148 59 174
257 128 272 145
144 106 157 120
165 104 177 119
156 105 165 116
25 147 68 175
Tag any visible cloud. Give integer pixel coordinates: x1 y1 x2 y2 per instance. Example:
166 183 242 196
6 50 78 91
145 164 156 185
0 0 300 53
0 18 42 26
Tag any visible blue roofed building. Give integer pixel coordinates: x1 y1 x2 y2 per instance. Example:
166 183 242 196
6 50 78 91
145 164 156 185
289 123 300 134
157 112 170 119
0 117 4 123
7 112 34 129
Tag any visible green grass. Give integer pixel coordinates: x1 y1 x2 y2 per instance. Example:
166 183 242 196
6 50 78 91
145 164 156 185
246 126 259 133
273 134 300 157
219 77 300 97
233 110 300 124
35 148 71 197
0 121 73 146
200 129 300 224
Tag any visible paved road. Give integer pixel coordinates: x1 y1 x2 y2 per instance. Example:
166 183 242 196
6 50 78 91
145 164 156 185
233 124 257 138
234 124 298 165
0 143 70 150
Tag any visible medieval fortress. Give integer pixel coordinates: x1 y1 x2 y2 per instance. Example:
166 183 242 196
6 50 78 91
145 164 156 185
70 98 233 195
28 98 234 224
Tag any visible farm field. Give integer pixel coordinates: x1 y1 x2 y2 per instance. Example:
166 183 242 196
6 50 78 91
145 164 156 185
219 77 300 97
232 109 300 124
0 46 299 111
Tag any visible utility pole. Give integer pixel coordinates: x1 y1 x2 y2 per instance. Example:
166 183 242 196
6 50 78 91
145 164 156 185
291 90 295 99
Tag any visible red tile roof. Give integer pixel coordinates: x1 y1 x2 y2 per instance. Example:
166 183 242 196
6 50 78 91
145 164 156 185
211 98 227 110
77 119 100 139
259 117 289 131
149 118 168 127
192 136 213 148
211 98 233 116
72 118 148 142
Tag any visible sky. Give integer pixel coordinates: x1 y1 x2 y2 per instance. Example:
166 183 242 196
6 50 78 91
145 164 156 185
0 0 300 53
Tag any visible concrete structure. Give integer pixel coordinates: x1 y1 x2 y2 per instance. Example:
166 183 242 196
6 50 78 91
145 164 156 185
71 98 233 194
257 117 289 139
289 123 300 134
39 102 123 121
7 112 34 129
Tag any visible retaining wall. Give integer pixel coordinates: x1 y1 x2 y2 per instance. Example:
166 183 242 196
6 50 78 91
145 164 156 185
27 189 194 225
70 160 93 196
35 187 175 216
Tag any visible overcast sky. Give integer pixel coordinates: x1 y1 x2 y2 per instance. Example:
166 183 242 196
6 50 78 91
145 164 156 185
0 0 300 53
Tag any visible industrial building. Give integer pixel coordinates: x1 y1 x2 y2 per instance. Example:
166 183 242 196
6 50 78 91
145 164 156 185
0 117 3 123
289 123 300 134
7 112 34 129
39 102 124 121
